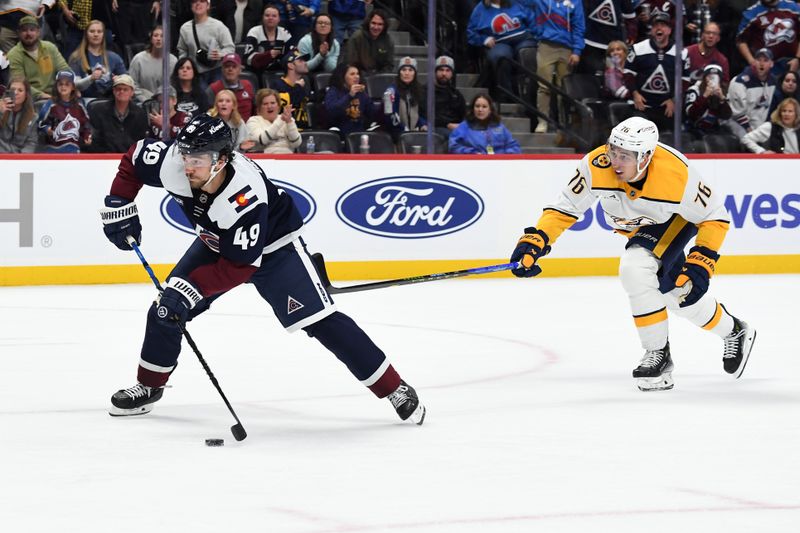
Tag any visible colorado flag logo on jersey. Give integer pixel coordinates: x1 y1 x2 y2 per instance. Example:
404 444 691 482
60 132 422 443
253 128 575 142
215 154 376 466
228 185 258 213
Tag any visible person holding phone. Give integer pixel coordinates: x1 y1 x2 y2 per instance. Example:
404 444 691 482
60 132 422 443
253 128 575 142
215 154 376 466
684 63 731 142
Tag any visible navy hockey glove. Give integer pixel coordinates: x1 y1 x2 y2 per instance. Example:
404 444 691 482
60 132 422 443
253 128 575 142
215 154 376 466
100 195 141 250
156 277 203 324
510 227 551 278
673 245 719 307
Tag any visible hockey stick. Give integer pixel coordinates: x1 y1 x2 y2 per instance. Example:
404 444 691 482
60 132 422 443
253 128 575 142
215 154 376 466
310 252 527 294
127 237 247 442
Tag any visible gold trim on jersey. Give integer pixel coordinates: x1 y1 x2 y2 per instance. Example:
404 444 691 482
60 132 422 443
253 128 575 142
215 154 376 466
702 302 724 331
652 216 691 258
633 307 668 328
696 220 730 252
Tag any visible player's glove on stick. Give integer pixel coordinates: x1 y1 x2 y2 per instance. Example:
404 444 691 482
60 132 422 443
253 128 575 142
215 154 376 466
673 245 719 307
156 277 203 324
510 227 551 278
100 195 142 250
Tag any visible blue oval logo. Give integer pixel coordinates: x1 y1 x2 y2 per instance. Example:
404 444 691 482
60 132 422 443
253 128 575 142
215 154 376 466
336 176 484 239
160 180 316 235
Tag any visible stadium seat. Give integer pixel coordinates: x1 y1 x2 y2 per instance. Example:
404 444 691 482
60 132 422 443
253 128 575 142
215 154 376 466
365 73 396 99
238 70 260 91
299 131 343 153
398 131 447 153
346 131 396 153
703 133 742 153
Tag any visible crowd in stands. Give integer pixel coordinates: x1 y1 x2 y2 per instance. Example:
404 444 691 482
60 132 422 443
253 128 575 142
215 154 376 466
1 0 800 154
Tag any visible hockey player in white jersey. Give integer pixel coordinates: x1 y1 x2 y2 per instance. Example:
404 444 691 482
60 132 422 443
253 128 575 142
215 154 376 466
99 114 426 424
509 117 756 391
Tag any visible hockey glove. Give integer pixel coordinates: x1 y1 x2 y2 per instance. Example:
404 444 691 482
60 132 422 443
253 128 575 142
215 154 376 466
100 195 141 250
673 245 719 307
156 277 203 324
510 227 551 278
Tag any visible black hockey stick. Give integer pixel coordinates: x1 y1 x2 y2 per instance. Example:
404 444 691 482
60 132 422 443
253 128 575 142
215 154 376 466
311 252 526 294
127 237 247 442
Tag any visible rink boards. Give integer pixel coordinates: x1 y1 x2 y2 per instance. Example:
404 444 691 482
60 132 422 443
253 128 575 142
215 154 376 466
1 154 798 286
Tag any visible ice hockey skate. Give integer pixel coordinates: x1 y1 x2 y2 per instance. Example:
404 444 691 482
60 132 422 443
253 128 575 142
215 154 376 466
109 383 164 416
722 315 757 378
632 342 674 391
387 380 426 425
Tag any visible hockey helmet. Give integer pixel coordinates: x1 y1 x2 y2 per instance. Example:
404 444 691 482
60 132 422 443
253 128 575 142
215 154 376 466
607 117 659 178
176 114 234 159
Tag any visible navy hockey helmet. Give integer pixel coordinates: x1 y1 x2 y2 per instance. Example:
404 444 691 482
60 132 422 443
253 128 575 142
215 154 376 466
176 114 233 159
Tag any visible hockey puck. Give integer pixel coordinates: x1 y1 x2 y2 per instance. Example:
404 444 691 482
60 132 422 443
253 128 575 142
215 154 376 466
205 438 224 447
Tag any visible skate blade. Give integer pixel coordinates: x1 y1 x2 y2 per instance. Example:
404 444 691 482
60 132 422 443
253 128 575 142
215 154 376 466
732 328 757 379
408 404 426 425
636 373 674 392
108 403 156 417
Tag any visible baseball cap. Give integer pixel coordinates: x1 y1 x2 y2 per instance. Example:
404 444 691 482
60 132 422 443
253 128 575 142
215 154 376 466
754 47 774 60
435 55 455 71
112 74 136 89
651 13 671 25
55 70 75 83
17 15 38 29
222 53 241 66
154 85 178 99
397 56 417 72
703 64 723 75
282 48 310 67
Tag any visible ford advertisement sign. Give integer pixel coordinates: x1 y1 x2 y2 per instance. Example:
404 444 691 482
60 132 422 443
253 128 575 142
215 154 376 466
160 180 317 234
336 176 484 238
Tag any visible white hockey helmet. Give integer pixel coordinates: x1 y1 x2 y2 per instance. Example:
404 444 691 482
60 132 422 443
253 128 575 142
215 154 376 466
607 117 659 178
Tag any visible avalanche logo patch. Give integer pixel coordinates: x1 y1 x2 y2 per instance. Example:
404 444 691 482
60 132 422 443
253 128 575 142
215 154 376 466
588 0 617 26
287 295 304 314
228 185 258 213
764 17 796 47
592 154 612 168
641 64 670 94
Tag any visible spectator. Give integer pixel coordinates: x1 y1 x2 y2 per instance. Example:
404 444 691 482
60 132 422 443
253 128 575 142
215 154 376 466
0 49 8 87
246 87 301 152
736 0 800 77
578 0 636 77
271 47 310 129
525 0 585 132
112 0 162 46
279 0 318 46
209 53 255 120
467 1 536 104
601 40 630 100
742 96 800 153
88 74 149 152
129 26 179 102
342 9 394 75
323 62 376 138
6 15 70 100
177 0 235 84
449 93 521 154
769 70 799 114
244 4 292 73
208 88 255 150
147 85 191 139
297 13 339 74
69 19 127 99
432 55 466 139
0 1 54 53
0 75 37 152
728 47 777 137
230 0 262 44
632 0 689 43
684 63 732 141
685 21 730 86
171 56 210 117
329 0 372 44
37 69 91 152
385 56 427 135
624 13 689 132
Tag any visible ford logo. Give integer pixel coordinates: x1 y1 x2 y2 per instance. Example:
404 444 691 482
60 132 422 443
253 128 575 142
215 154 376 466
336 176 484 238
160 180 316 235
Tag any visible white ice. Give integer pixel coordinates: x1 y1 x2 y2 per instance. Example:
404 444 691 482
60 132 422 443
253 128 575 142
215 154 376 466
1 275 798 532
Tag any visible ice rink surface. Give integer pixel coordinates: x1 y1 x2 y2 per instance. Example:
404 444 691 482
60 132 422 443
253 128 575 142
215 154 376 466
1 274 798 532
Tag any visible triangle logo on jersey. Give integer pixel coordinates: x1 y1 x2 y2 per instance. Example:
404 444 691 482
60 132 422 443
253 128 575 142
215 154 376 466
287 295 304 314
641 64 671 94
588 0 617 27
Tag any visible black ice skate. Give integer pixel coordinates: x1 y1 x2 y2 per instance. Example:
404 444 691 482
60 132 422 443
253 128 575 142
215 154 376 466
109 383 164 417
722 315 756 378
387 380 426 425
632 342 674 392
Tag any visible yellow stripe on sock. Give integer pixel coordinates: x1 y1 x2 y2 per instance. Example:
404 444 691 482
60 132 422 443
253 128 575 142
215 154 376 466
702 302 724 330
633 307 668 328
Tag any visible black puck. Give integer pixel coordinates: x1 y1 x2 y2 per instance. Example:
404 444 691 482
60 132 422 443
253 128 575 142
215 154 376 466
205 438 224 447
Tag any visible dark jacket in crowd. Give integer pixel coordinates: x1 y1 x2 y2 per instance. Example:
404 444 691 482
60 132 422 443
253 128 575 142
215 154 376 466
342 28 394 74
434 82 466 129
88 100 149 153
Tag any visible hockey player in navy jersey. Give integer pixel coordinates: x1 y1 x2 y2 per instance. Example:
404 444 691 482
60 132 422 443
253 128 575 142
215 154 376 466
100 114 426 425
508 117 756 392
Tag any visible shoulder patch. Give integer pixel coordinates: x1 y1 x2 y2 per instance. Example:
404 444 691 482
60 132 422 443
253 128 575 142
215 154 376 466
592 153 611 168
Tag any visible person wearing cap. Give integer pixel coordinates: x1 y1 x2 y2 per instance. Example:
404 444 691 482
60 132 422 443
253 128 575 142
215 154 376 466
737 0 800 77
433 55 466 140
0 75 37 152
68 19 127 99
6 15 70 100
684 63 732 144
244 4 292 73
37 69 92 152
271 48 310 129
623 12 689 132
684 22 730 87
727 47 777 137
146 85 191 140
342 8 394 75
87 73 149 152
129 25 179 102
177 0 235 84
209 53 255 121
384 56 427 137
0 1 56 53
297 13 340 74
